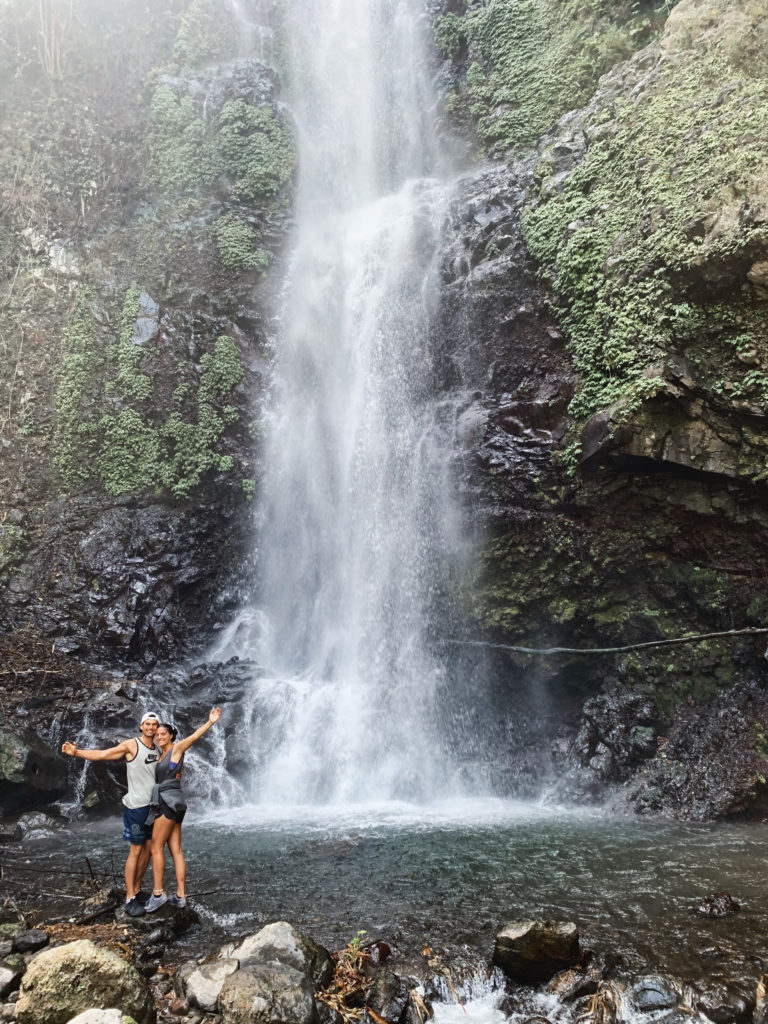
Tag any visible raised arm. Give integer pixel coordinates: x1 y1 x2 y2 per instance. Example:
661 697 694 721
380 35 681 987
61 738 136 762
171 707 222 760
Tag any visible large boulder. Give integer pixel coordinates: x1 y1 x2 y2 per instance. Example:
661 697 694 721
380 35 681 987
492 920 580 985
229 921 333 988
16 939 155 1024
219 963 317 1024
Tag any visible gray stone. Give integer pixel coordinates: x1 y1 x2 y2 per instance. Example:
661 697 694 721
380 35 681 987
184 958 239 1013
219 963 318 1024
229 921 332 988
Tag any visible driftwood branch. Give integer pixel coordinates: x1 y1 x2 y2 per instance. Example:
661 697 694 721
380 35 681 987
442 626 768 657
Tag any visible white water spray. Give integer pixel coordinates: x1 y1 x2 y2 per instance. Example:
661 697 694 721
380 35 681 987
228 0 476 804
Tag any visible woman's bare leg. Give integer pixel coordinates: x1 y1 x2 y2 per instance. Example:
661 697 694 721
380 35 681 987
150 816 174 894
167 822 187 897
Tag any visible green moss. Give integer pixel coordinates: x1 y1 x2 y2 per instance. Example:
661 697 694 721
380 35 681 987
115 287 152 401
448 0 673 155
214 214 269 271
433 13 466 59
97 410 162 496
218 99 296 199
148 84 217 196
159 335 245 498
522 6 768 423
53 288 101 491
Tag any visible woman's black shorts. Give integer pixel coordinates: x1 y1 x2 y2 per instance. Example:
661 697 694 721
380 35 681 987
158 798 186 824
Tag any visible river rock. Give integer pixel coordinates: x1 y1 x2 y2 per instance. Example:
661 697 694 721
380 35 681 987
631 975 680 1012
696 980 754 1024
364 968 410 1023
15 939 154 1024
218 962 318 1024
694 893 741 918
178 957 239 1013
11 929 49 954
228 921 333 988
493 920 580 985
546 966 601 1001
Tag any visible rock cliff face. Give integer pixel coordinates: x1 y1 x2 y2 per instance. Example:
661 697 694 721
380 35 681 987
431 0 768 817
2 0 768 819
0 0 293 665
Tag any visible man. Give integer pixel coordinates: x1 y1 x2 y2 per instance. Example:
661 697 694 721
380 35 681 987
62 710 161 917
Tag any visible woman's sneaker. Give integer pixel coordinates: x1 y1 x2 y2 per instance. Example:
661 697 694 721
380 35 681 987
145 891 168 913
168 893 187 908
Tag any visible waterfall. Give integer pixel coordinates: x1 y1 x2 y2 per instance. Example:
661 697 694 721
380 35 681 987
229 0 476 805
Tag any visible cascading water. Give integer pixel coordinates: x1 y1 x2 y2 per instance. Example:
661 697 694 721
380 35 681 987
218 0 483 805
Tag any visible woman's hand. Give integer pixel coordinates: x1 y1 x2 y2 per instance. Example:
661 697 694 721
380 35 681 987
62 741 77 757
209 707 222 724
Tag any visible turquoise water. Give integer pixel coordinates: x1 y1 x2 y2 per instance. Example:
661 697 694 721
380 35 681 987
18 799 768 985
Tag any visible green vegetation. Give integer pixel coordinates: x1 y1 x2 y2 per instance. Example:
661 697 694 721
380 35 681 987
522 1 768 423
148 84 217 197
214 214 269 271
438 0 675 155
115 288 152 400
148 90 295 203
53 288 247 499
53 289 101 490
218 99 296 199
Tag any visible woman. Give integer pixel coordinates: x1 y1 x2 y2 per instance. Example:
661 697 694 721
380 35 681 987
145 706 222 913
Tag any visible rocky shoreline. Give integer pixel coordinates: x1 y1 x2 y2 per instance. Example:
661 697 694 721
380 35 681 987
0 889 762 1024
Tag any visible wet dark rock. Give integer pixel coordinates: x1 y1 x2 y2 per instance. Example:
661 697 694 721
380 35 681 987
696 980 754 1024
694 894 741 918
0 729 68 815
317 1003 344 1024
493 921 580 986
10 929 48 954
0 823 22 845
630 975 680 1012
546 966 601 1002
114 903 199 935
365 941 392 966
363 968 410 1023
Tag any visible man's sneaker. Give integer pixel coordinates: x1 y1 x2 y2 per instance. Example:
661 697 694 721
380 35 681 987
133 890 150 905
124 898 145 918
168 893 187 908
145 891 168 913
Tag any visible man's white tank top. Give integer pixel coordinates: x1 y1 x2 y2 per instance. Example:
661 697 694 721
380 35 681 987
122 738 160 808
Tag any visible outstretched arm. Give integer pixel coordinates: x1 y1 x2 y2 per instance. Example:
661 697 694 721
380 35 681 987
172 707 222 760
61 738 135 762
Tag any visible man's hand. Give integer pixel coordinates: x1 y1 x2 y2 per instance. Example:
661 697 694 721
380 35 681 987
62 741 77 757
